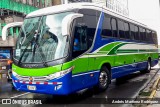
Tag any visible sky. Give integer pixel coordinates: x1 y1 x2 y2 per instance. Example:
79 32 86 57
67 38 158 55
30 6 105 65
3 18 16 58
128 0 160 45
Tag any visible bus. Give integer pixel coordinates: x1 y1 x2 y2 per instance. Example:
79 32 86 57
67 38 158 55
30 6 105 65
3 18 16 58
3 3 158 95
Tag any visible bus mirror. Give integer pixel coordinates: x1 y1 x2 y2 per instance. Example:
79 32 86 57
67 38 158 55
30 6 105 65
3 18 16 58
62 13 83 36
2 22 23 41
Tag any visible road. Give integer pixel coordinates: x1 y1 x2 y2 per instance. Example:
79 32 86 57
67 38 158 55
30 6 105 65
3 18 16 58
0 68 159 107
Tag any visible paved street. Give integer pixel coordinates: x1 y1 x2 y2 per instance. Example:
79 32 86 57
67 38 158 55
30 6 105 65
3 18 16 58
0 68 159 107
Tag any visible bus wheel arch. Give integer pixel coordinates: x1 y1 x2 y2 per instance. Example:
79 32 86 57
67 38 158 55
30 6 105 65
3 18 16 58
101 63 111 82
95 63 112 92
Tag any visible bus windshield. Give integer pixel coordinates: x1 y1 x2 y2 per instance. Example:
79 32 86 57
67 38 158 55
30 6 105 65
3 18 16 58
14 12 72 63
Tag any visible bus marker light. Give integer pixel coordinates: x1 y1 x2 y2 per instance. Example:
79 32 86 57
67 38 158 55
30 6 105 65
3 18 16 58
90 74 94 77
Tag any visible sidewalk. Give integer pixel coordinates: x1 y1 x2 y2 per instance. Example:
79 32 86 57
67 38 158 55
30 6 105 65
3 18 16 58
147 64 160 107
147 86 160 107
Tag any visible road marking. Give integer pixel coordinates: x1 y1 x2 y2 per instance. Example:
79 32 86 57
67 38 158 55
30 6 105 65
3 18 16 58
10 92 30 98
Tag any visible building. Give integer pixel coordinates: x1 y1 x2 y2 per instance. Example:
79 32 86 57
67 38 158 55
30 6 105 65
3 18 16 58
69 0 129 16
106 0 129 16
0 0 63 46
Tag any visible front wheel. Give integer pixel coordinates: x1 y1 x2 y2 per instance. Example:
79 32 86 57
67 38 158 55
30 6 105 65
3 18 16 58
95 66 110 91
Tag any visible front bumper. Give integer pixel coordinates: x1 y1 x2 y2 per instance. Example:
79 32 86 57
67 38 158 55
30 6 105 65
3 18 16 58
12 71 72 95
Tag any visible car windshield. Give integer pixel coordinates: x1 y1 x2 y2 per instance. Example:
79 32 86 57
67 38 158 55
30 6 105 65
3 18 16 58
14 12 72 63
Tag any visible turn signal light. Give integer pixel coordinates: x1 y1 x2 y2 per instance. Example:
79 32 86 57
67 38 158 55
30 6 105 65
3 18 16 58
7 60 13 65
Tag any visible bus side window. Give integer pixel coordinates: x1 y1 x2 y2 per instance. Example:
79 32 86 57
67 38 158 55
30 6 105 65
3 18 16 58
124 22 130 39
72 11 97 58
134 26 139 40
118 19 125 38
101 14 112 37
111 18 118 37
142 28 146 42
146 30 151 43
72 26 88 58
130 24 135 40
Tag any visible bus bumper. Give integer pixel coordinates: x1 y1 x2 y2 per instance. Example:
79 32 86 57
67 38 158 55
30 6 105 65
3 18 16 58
12 72 72 95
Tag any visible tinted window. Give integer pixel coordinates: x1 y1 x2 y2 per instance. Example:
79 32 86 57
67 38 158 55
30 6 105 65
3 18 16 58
78 9 101 21
151 31 155 44
72 9 99 58
152 31 157 45
130 24 135 40
101 14 112 37
139 27 143 41
146 30 151 42
111 18 118 37
149 30 152 43
134 26 139 40
142 28 146 41
124 22 130 39
118 20 125 38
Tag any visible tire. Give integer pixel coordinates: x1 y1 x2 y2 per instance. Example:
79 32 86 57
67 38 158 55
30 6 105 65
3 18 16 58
95 66 110 92
140 60 151 73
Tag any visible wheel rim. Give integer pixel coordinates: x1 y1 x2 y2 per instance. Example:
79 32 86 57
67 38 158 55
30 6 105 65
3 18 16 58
99 71 108 88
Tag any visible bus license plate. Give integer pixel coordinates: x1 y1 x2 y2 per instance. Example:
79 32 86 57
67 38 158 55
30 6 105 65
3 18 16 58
27 85 36 91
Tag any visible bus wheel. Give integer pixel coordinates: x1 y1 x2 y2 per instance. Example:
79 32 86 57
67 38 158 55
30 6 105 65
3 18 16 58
96 66 110 91
140 60 151 73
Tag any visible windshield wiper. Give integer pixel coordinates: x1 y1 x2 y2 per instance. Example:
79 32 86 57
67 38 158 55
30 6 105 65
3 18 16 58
18 34 48 67
18 37 34 65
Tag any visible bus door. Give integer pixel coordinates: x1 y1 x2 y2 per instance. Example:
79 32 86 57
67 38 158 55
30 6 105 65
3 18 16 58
70 12 100 89
71 21 90 89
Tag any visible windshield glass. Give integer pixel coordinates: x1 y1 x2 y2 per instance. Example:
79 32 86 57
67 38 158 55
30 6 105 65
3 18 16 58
14 12 72 63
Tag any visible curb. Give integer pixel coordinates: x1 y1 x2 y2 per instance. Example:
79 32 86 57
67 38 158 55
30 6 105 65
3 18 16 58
148 77 160 99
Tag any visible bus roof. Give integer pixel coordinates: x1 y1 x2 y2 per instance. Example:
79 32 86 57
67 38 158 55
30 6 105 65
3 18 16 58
26 3 155 32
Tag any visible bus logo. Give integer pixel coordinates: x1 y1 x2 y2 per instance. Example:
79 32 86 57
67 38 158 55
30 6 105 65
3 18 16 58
29 77 33 82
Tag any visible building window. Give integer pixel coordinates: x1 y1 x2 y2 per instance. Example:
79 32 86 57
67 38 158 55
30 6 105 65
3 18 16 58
37 0 40 7
42 0 45 7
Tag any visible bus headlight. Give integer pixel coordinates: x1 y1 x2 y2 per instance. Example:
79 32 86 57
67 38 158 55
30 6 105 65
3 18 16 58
47 67 73 80
12 71 18 77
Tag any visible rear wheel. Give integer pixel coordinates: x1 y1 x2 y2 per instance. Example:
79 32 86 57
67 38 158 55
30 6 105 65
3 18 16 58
140 60 151 73
95 66 110 91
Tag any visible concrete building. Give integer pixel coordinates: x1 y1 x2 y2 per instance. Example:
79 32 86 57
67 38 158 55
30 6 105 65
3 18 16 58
106 0 129 16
